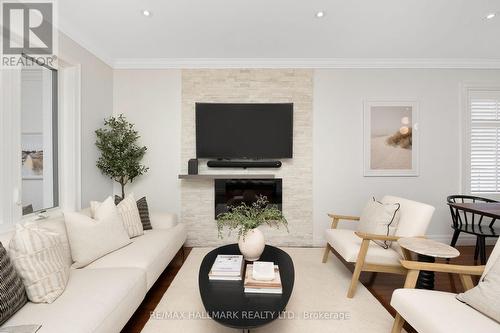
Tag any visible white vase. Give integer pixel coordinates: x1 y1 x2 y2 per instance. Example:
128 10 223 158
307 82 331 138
238 228 265 261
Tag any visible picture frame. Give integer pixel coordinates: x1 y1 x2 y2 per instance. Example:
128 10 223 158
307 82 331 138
363 100 419 177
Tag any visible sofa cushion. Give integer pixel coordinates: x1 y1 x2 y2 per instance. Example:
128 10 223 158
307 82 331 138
0 242 27 325
456 256 500 323
325 228 402 266
86 223 187 289
391 288 499 333
0 215 72 268
65 197 131 268
116 194 144 238
482 237 500 280
1 267 146 333
9 224 69 304
115 195 152 230
149 212 178 229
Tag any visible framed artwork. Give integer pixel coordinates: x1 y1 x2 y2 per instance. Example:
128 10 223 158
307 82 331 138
363 100 419 176
22 133 44 179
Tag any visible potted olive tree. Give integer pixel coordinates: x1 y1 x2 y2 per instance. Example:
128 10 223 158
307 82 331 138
95 114 149 198
216 195 288 261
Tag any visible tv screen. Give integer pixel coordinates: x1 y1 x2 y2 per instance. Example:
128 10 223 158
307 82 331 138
196 103 293 159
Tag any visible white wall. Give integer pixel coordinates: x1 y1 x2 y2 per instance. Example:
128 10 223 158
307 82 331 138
59 32 114 207
109 67 500 246
113 70 181 215
313 69 500 246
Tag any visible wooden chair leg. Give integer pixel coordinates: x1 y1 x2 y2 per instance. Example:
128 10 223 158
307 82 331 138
450 229 460 248
347 239 370 298
474 236 480 262
322 244 331 263
391 313 405 333
479 237 487 265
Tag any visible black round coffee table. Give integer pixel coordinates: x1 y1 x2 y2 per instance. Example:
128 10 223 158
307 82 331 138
199 244 294 331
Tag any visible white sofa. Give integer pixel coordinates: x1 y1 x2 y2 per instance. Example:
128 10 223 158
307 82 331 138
390 238 500 333
0 210 187 333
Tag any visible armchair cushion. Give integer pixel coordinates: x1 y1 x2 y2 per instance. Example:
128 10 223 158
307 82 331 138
357 197 400 249
391 288 499 333
381 195 435 237
325 229 402 266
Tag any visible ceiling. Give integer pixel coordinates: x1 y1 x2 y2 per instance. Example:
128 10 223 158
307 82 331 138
58 0 500 67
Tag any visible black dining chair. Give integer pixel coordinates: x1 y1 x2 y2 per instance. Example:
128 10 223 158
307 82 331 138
447 195 500 265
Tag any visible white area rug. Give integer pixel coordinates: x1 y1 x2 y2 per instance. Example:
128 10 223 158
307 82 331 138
141 248 398 333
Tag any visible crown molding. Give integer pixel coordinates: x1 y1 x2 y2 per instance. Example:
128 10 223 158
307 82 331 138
56 23 114 68
112 58 500 69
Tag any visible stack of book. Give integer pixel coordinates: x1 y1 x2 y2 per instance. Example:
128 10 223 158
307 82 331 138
208 254 244 280
243 263 282 294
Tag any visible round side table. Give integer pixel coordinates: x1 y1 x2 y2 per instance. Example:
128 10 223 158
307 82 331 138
398 237 460 290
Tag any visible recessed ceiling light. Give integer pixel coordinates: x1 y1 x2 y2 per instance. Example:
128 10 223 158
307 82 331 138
486 13 496 20
315 11 325 18
142 10 151 17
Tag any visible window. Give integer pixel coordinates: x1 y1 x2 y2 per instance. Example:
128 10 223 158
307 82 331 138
0 59 59 227
20 60 59 215
467 90 500 194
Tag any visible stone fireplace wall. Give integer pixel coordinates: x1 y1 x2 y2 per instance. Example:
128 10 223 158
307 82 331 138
181 69 313 246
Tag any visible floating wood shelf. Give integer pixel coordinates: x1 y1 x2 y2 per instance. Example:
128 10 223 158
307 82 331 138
178 174 275 180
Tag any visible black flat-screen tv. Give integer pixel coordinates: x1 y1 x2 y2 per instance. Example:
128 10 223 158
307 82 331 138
196 103 293 159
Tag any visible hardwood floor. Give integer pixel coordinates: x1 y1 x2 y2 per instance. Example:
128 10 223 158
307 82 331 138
121 245 492 333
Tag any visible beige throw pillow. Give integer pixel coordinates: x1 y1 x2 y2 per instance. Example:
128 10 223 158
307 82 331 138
9 223 70 303
357 197 401 249
456 257 500 323
65 196 131 268
116 194 144 238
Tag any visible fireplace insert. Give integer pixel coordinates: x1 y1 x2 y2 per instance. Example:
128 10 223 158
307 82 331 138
214 179 283 219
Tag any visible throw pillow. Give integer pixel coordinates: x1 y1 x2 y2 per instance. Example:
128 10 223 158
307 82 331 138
115 195 152 230
456 256 500 323
357 197 401 249
65 196 131 268
0 242 27 325
8 224 69 303
116 194 144 238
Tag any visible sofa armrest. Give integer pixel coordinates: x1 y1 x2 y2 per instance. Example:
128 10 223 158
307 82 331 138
149 212 178 229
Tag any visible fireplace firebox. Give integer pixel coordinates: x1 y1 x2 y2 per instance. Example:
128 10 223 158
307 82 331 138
214 179 283 219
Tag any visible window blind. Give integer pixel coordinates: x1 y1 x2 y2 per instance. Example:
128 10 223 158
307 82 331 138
470 94 500 193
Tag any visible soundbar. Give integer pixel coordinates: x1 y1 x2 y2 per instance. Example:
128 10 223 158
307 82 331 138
207 160 282 169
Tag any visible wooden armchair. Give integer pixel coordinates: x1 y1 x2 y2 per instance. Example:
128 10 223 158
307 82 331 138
391 238 500 333
322 196 435 298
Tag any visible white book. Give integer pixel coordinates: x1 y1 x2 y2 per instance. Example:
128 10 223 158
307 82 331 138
208 275 242 281
244 287 283 294
210 254 243 276
252 261 275 281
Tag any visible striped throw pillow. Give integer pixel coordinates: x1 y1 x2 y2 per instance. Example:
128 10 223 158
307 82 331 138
116 194 144 238
115 195 152 230
0 242 27 325
9 223 70 303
